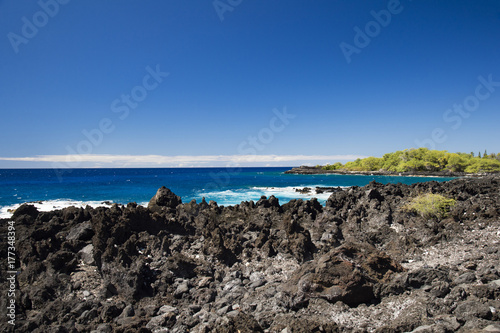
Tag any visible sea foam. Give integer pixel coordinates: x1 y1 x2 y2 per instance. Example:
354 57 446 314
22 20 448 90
195 185 342 206
0 199 115 219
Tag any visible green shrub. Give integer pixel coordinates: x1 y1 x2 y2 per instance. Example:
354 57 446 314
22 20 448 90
464 158 500 173
320 148 500 174
401 193 456 219
323 162 343 170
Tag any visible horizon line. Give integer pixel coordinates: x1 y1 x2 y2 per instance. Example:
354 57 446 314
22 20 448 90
0 154 367 168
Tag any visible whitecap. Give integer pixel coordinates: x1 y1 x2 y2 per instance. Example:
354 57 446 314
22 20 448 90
194 189 264 205
251 186 335 202
195 185 346 206
0 199 115 219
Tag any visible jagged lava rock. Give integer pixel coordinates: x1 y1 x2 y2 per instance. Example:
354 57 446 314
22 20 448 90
1 176 499 332
148 186 182 212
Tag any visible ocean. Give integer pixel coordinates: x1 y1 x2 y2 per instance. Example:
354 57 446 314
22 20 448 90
0 167 456 217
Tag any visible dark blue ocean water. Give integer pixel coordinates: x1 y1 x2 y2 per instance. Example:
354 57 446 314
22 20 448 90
0 168 456 216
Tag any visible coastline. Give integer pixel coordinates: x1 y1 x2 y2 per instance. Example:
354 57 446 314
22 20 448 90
0 168 461 216
284 165 495 177
2 177 499 332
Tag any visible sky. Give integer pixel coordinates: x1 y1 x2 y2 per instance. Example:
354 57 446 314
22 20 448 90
1 0 499 168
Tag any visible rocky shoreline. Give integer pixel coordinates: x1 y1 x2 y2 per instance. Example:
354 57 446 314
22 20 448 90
284 166 493 177
1 177 500 332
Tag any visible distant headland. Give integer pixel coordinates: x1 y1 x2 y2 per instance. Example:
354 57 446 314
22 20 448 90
285 148 500 176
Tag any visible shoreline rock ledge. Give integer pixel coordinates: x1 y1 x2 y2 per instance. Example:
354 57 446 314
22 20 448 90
284 165 489 177
1 177 500 332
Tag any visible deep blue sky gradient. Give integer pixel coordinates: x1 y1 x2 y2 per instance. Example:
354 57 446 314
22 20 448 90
1 0 499 167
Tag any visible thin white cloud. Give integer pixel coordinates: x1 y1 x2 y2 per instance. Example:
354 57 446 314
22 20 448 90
0 154 366 168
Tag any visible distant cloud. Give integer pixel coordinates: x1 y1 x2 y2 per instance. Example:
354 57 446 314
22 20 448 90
0 154 366 168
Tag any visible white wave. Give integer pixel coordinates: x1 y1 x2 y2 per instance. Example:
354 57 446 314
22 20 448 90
252 186 338 202
194 189 264 206
196 185 346 206
0 199 115 219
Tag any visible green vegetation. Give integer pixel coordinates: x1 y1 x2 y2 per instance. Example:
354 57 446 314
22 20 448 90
401 193 456 220
323 148 500 173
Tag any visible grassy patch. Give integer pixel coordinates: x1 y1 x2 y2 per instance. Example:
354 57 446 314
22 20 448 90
402 193 456 220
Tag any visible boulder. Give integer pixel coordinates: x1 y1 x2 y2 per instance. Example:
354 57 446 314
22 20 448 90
67 221 94 241
148 186 182 211
282 242 403 307
78 244 95 265
12 203 39 222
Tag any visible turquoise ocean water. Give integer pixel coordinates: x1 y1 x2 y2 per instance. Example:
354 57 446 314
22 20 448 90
0 168 456 217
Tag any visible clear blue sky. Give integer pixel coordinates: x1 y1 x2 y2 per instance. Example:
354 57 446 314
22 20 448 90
1 0 499 168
